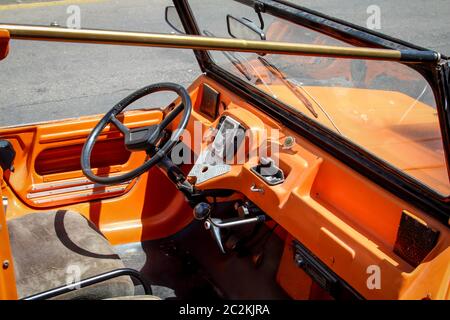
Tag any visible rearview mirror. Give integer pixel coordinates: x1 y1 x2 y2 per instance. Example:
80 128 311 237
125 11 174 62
165 6 185 34
226 15 265 41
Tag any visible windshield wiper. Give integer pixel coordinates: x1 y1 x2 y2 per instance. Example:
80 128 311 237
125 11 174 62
203 30 252 81
288 78 343 135
258 57 343 135
257 56 318 118
203 30 277 99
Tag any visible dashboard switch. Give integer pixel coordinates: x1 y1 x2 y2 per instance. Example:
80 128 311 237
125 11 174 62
251 157 285 185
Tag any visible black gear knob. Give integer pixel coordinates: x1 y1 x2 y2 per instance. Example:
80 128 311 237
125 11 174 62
193 202 211 220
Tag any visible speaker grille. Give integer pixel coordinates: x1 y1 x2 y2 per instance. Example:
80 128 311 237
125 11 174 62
394 211 439 267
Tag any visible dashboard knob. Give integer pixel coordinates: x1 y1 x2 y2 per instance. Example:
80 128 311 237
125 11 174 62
259 157 273 167
283 136 296 150
193 202 211 220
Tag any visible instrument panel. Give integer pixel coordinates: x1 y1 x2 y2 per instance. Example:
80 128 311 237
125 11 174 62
188 116 245 184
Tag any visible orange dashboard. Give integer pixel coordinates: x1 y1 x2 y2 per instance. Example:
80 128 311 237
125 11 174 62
178 75 450 300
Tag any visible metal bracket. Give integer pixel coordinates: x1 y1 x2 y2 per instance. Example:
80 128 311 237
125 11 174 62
254 1 266 30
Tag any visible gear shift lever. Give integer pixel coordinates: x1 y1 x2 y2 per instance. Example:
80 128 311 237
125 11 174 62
204 218 226 253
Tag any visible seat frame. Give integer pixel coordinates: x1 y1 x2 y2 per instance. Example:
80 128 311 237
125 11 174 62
22 267 152 300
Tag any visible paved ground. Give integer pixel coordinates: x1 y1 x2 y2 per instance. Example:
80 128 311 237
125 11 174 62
292 0 450 54
0 0 449 126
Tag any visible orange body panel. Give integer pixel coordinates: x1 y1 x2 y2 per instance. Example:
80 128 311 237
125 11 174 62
0 29 9 61
254 84 448 194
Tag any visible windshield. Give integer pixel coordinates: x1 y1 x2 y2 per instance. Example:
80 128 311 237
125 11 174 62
188 0 449 196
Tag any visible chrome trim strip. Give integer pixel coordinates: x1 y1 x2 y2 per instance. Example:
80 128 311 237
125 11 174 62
31 178 92 191
31 186 127 204
2 196 7 215
27 181 130 199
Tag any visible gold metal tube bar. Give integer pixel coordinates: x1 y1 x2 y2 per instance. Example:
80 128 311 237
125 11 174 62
0 24 438 62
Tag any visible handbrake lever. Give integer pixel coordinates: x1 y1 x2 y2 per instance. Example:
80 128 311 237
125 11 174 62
193 202 266 254
205 216 266 254
206 215 266 229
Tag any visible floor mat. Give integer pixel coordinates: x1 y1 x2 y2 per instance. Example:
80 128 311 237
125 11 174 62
114 220 288 300
115 235 221 300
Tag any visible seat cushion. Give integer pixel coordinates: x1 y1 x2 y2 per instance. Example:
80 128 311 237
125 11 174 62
7 210 134 299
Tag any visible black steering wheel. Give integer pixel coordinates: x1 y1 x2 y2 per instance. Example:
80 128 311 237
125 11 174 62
81 82 191 185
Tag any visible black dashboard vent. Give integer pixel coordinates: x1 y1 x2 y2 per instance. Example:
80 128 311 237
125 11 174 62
199 83 220 120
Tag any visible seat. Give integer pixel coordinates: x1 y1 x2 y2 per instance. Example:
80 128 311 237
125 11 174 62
7 210 135 299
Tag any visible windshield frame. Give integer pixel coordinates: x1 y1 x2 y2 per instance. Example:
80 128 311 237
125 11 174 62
174 0 450 223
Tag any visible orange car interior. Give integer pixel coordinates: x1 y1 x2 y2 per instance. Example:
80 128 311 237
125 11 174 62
0 0 449 298
1 68 449 299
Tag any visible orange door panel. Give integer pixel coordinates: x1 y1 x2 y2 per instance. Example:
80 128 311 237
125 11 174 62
1 110 162 208
0 109 194 244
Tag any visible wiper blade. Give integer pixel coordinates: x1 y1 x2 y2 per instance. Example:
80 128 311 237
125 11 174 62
203 30 277 99
288 78 343 136
203 30 252 81
258 57 343 135
258 56 318 118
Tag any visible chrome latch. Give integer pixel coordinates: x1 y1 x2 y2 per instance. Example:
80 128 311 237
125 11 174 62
250 183 264 194
2 196 7 215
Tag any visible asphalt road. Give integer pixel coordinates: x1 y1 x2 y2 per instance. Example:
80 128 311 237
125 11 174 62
0 0 449 126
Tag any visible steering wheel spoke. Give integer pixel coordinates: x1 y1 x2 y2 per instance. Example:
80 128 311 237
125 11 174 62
110 115 130 135
159 103 185 130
